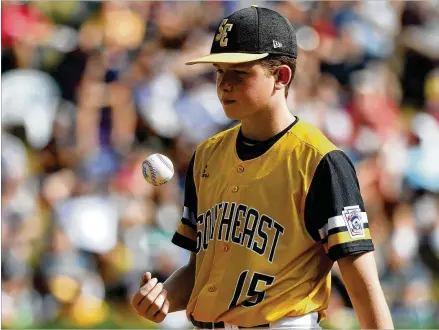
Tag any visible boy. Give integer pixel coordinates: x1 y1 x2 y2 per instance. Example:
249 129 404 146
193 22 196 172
131 6 394 329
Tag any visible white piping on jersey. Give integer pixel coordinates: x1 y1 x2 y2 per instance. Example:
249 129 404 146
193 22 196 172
183 206 197 227
241 141 260 146
318 212 368 240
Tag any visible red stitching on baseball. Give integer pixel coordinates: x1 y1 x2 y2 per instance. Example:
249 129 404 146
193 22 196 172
157 154 173 172
145 160 157 185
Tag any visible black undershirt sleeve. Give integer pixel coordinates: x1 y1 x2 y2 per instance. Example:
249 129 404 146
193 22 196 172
171 152 197 252
304 150 374 261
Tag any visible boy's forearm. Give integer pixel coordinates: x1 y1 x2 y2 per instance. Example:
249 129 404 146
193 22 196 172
348 282 393 329
338 252 394 329
164 253 196 313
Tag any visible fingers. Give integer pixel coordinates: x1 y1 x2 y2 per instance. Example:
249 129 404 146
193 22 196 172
130 273 170 323
131 277 158 309
145 288 167 320
140 272 152 288
154 298 170 323
138 282 164 315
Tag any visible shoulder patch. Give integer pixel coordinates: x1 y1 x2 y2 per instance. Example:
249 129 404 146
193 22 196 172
342 206 364 238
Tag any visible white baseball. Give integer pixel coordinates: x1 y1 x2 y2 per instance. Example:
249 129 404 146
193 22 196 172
142 153 174 186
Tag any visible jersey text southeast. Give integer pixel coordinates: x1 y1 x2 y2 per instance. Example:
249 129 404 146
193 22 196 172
196 202 285 263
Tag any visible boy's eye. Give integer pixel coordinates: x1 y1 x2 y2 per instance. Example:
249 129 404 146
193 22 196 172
234 70 247 74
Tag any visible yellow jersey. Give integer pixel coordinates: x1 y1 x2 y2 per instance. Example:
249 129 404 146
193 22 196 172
172 118 374 327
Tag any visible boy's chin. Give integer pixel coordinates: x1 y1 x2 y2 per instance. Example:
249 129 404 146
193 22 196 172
223 108 245 121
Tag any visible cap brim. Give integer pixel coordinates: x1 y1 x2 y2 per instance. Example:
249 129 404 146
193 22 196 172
186 53 269 65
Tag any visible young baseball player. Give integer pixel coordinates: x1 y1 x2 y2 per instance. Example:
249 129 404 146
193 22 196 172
131 6 394 329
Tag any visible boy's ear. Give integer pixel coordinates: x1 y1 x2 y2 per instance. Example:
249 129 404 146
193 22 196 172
274 65 292 91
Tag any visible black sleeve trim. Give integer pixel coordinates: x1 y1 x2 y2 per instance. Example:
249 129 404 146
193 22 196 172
182 217 197 231
304 150 365 242
184 152 197 209
171 232 196 252
328 239 375 261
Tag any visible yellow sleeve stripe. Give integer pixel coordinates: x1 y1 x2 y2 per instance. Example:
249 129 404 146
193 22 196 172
176 222 197 241
328 228 371 247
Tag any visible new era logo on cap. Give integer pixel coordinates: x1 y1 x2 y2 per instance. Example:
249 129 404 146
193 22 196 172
273 40 283 49
186 6 297 65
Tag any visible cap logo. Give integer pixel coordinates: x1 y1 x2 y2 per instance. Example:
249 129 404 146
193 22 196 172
273 40 283 49
215 19 233 47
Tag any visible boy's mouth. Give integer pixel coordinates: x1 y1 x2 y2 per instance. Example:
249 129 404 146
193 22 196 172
223 100 236 105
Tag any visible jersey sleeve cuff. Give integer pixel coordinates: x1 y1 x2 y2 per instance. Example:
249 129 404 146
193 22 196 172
172 232 196 252
328 239 375 261
182 215 197 231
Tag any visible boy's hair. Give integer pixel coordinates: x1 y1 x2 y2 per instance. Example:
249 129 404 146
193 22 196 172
259 55 297 98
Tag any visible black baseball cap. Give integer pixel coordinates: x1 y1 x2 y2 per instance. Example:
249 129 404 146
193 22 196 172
186 5 297 65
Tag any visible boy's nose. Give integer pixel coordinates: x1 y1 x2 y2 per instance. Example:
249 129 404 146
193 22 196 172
218 75 233 92
222 83 232 92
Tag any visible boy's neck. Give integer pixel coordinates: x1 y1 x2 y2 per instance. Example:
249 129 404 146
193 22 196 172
240 105 295 141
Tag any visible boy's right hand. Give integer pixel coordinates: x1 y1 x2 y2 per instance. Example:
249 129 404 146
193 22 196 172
131 272 170 323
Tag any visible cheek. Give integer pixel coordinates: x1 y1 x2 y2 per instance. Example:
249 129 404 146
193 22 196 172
241 77 273 105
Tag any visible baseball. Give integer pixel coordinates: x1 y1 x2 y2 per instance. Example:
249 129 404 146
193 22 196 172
142 153 174 186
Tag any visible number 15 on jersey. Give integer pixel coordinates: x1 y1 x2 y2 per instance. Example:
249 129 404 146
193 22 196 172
229 271 275 309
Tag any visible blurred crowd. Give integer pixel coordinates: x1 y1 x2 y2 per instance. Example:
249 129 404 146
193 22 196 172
1 0 439 329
